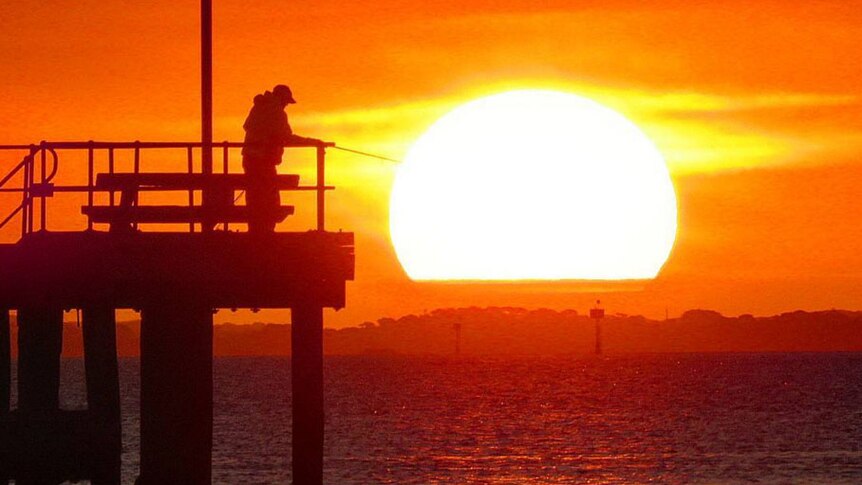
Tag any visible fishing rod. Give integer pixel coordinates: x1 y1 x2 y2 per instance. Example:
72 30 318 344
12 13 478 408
234 144 401 202
332 145 401 163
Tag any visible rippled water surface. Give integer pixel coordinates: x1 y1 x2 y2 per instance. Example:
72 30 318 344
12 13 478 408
28 353 862 483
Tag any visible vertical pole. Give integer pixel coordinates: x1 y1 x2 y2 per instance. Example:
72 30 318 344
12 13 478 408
133 143 140 231
22 147 35 237
0 309 9 415
200 0 214 232
39 148 46 231
87 144 94 231
15 308 62 481
27 156 34 234
0 311 6 485
222 143 229 231
16 308 63 483
316 146 325 231
139 301 212 485
83 307 121 485
222 143 229 175
133 143 141 174
108 148 115 207
17 306 63 414
201 0 213 176
187 147 195 232
291 304 324 485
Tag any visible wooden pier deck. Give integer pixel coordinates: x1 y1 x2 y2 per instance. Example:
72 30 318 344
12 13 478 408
0 230 353 310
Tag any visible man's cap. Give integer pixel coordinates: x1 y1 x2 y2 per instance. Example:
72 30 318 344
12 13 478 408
273 84 296 104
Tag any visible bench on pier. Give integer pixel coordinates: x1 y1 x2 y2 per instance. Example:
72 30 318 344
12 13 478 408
82 204 295 224
93 173 299 192
81 172 299 229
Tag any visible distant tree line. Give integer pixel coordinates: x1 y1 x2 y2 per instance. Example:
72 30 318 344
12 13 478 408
6 307 861 357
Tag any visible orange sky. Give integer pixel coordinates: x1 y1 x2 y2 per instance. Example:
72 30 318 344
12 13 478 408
1 0 861 326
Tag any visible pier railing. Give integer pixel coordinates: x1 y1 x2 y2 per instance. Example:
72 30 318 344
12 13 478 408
0 141 335 238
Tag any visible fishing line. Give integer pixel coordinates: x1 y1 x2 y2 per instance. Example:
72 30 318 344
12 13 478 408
232 145 399 204
332 145 401 163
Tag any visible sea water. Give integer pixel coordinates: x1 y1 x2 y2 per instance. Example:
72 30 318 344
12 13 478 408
16 353 862 484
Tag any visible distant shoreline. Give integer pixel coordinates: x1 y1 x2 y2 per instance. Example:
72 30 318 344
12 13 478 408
7 307 861 357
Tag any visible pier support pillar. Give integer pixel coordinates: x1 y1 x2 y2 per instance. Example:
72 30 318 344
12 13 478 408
83 307 121 485
17 307 63 414
0 309 9 415
291 304 324 485
16 306 63 485
140 302 213 485
0 309 9 483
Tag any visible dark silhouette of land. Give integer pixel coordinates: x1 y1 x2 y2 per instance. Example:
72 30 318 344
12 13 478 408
326 307 862 354
9 307 860 358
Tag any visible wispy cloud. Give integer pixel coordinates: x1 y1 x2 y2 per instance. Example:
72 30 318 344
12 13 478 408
271 87 862 176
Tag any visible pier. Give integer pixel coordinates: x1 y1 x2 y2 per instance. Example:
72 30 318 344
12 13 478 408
0 140 354 484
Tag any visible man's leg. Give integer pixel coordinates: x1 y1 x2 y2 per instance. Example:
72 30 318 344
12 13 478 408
243 159 265 234
263 164 280 232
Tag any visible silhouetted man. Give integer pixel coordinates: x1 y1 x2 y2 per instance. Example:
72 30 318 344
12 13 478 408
242 84 316 233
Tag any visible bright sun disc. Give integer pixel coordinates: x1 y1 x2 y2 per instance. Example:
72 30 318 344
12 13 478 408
390 89 677 281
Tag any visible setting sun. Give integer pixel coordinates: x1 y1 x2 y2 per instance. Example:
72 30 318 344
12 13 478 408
390 90 677 281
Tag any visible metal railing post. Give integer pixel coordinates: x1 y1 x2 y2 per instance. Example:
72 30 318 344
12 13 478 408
108 148 115 207
133 142 140 230
316 145 325 232
222 142 229 231
187 146 195 233
27 150 35 234
87 142 94 231
134 142 141 174
221 143 229 175
40 145 47 231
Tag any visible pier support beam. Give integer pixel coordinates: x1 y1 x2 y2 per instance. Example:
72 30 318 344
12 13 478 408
17 307 63 414
16 306 63 485
83 307 121 485
0 309 9 483
140 302 213 485
291 304 324 485
0 309 9 416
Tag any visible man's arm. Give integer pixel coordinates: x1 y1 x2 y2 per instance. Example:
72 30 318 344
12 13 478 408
288 135 325 146
279 111 324 146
